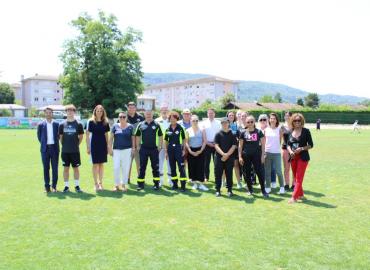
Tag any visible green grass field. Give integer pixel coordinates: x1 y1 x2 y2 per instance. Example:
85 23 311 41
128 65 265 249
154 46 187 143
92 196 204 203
0 129 369 270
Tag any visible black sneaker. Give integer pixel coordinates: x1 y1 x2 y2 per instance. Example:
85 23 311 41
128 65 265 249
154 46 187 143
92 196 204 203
215 191 221 197
284 184 289 190
45 187 51 193
263 192 269 198
75 186 83 193
290 185 295 191
63 187 70 193
152 185 159 191
137 185 144 191
180 188 186 192
227 191 234 197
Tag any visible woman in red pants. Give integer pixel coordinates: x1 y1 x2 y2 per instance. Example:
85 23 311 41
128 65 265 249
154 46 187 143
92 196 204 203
287 113 313 204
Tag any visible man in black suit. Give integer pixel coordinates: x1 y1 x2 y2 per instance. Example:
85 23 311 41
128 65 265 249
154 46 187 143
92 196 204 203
37 107 60 192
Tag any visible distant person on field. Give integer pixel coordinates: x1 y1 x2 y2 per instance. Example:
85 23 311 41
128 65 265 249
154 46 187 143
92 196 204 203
135 110 163 191
214 117 237 197
58 104 84 193
127 102 144 183
352 120 360 133
287 113 313 204
202 108 221 182
109 111 135 192
164 111 188 192
86 105 110 191
37 107 60 193
185 115 208 191
281 111 295 190
155 104 172 187
316 118 321 131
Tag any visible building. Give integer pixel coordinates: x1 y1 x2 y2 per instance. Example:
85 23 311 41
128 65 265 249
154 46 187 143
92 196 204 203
143 76 238 109
223 102 304 111
21 74 63 108
10 83 22 102
0 104 27 117
137 95 156 111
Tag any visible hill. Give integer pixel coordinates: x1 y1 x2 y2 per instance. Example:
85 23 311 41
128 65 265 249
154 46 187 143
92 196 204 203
143 73 368 105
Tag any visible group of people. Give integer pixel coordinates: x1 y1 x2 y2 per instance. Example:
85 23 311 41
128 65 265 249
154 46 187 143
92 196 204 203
37 102 314 203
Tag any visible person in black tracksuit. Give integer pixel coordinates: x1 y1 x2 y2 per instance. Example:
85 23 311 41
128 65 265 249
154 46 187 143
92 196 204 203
214 118 237 197
164 111 187 192
238 115 269 197
134 110 163 191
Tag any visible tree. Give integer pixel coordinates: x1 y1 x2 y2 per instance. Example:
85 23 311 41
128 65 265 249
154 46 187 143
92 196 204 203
304 93 320 108
259 95 275 103
219 93 236 108
274 92 282 103
198 99 220 111
297 98 304 106
0 82 15 104
359 99 370 107
59 11 143 117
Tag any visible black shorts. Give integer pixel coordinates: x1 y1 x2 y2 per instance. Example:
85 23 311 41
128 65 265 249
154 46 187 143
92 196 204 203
61 152 81 167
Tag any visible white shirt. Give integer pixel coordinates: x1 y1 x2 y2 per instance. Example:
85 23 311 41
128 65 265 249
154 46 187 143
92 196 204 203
46 120 55 145
155 117 170 131
202 119 221 143
265 126 281 153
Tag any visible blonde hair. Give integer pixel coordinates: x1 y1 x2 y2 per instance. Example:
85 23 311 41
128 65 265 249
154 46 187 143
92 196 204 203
289 113 305 128
90 105 108 124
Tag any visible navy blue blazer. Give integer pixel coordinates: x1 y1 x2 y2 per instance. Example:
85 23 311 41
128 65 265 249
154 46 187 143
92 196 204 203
37 120 60 153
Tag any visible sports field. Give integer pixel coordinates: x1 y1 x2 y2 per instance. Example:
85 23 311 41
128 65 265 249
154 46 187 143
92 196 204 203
0 129 369 270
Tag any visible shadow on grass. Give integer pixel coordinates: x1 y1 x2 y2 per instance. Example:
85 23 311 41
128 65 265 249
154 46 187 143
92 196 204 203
95 190 123 198
300 199 337 208
304 190 326 198
47 191 96 200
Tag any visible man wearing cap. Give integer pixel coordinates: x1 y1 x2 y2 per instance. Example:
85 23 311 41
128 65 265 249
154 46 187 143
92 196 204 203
214 117 237 197
178 109 192 129
134 110 163 190
127 102 144 183
155 104 172 187
202 108 221 182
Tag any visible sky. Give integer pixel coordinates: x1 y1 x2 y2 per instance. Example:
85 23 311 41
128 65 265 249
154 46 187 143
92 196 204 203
0 0 369 98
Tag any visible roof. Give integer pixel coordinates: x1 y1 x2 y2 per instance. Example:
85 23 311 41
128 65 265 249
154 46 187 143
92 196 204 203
137 94 156 100
37 105 65 111
145 76 238 90
224 102 303 111
11 83 21 88
22 74 59 81
0 104 27 110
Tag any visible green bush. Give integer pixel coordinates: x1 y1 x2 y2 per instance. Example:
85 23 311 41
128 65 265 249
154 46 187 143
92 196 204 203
0 109 12 117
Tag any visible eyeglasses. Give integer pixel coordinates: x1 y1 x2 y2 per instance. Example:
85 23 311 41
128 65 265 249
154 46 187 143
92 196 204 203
246 121 254 124
119 116 127 119
66 109 76 112
293 119 301 123
191 120 199 122
259 119 267 122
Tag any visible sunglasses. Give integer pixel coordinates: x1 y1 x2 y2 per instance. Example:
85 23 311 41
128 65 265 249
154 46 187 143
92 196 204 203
119 116 127 119
192 120 199 122
259 119 267 122
293 119 301 123
247 121 254 124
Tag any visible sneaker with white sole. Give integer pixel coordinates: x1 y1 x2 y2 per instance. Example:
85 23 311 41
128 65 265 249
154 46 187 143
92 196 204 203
168 180 173 187
278 187 285 194
271 182 277 188
192 183 198 190
198 184 209 191
265 187 271 194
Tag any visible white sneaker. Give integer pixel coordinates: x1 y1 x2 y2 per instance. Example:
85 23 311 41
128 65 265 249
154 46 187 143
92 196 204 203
198 184 209 191
168 179 173 187
236 182 243 189
265 187 271 194
278 187 285 194
192 183 198 190
271 182 277 188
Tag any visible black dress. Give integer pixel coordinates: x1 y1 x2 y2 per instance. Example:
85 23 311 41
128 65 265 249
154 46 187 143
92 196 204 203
88 120 110 164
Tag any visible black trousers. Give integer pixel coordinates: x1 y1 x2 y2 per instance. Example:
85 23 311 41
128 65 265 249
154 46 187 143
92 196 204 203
138 147 160 186
204 145 215 180
214 156 234 192
168 144 187 188
242 152 266 194
41 146 59 189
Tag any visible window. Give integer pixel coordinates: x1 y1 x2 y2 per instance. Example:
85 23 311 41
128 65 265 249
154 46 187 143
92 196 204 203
34 89 39 93
197 85 199 88
57 90 60 93
43 97 46 102
34 97 39 101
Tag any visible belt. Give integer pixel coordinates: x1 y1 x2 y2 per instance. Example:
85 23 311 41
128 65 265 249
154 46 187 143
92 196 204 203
47 144 55 147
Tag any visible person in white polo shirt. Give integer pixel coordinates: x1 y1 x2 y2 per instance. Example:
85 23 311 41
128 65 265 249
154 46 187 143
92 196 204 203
202 108 221 182
155 104 172 187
